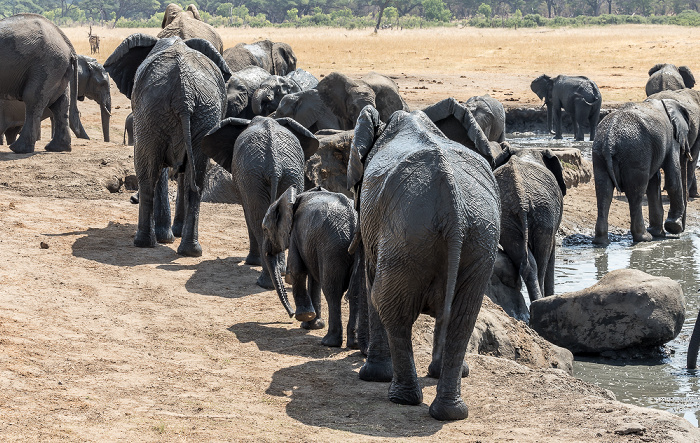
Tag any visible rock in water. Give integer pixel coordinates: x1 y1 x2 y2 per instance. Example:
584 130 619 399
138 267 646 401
529 268 685 354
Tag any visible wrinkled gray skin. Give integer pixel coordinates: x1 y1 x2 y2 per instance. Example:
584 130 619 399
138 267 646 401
262 186 359 348
274 72 408 132
0 14 88 153
251 69 319 116
531 74 602 141
0 55 110 144
201 116 319 288
646 63 695 97
158 3 223 54
347 105 500 421
123 112 134 145
465 95 505 143
593 99 690 245
494 147 566 302
223 40 296 75
648 88 700 198
105 34 231 257
689 310 700 369
225 66 273 119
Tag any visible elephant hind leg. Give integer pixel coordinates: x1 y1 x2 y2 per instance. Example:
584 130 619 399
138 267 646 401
573 99 589 141
593 154 614 245
627 190 652 242
154 168 174 244
134 161 164 248
646 171 665 238
320 278 345 347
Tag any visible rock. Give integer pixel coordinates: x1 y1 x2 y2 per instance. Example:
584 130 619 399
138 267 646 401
201 162 239 204
39 241 49 249
614 423 646 435
529 268 685 354
468 298 574 374
485 249 528 322
104 176 123 193
505 106 613 133
124 174 138 191
305 130 353 197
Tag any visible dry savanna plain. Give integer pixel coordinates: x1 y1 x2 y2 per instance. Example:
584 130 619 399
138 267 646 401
2 25 700 441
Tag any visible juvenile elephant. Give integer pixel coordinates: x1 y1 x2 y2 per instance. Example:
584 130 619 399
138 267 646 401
123 112 134 145
251 69 319 116
262 186 359 348
225 66 274 119
530 74 602 141
0 14 87 153
347 106 501 421
105 34 232 256
646 63 695 96
494 147 566 301
592 99 691 245
158 4 223 54
201 116 318 288
223 40 297 75
689 310 700 369
465 95 506 142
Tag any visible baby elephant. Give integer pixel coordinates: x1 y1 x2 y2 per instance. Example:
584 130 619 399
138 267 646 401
262 186 359 348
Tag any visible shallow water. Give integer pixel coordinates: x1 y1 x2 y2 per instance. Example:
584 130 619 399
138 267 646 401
508 133 700 427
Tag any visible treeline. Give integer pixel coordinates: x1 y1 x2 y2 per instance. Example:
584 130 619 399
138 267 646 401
3 0 700 28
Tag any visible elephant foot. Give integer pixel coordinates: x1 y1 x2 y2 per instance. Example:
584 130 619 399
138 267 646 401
44 138 71 152
134 230 156 248
690 192 700 199
9 139 35 154
664 217 684 235
321 331 342 347
347 333 359 350
246 253 262 266
156 228 175 244
301 317 325 330
429 397 469 421
295 309 316 322
632 231 653 243
171 221 183 238
592 234 610 246
553 135 563 140
647 226 666 238
574 136 584 142
130 192 139 204
389 379 423 406
359 358 393 382
177 241 202 257
256 271 274 289
427 360 469 378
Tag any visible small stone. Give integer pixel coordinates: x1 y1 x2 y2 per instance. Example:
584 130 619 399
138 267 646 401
40 241 49 249
614 423 646 435
105 176 123 193
124 174 138 191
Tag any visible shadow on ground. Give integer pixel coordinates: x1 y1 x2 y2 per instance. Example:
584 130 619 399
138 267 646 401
159 257 267 298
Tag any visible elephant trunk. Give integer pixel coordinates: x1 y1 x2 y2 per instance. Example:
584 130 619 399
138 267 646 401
264 248 294 318
251 85 274 116
689 311 700 369
100 102 111 143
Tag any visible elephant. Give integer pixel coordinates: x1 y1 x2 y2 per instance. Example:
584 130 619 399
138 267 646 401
530 74 602 141
123 112 134 145
158 4 223 54
689 310 700 369
201 116 319 288
104 34 232 256
262 186 359 348
592 99 691 245
225 66 275 119
251 69 319 117
0 55 110 144
0 14 88 153
465 95 506 143
223 40 297 75
274 72 408 132
494 147 566 302
347 105 501 421
646 63 695 97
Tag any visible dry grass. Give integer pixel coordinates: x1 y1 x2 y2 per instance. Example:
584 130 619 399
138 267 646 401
63 24 700 104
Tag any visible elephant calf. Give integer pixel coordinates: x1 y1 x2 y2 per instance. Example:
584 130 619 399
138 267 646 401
262 186 359 348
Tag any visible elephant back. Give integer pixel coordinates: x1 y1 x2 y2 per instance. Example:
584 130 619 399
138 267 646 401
157 14 223 54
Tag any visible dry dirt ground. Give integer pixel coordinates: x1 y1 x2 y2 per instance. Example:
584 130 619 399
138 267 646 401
1 25 700 441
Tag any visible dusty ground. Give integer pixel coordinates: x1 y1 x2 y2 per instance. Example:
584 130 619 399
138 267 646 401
1 25 700 441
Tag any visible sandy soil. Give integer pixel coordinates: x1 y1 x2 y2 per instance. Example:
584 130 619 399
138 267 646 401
1 25 700 441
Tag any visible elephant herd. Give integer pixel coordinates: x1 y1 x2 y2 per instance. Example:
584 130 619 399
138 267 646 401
2 8 700 421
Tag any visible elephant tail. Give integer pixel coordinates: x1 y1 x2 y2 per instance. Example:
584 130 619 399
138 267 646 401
180 113 200 194
597 121 621 192
69 55 89 139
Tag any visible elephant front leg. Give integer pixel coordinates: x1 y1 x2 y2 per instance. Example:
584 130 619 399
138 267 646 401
593 158 613 245
154 168 174 244
428 316 468 379
386 325 423 406
45 92 73 152
176 164 203 257
646 171 665 238
552 105 563 140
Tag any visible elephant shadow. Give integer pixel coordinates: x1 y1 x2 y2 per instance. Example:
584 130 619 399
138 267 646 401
67 221 182 266
265 355 444 437
157 257 267 298
229 321 347 359
0 151 40 161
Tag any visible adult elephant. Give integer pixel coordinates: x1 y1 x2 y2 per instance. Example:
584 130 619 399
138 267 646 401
274 72 407 132
250 69 319 116
223 40 296 75
689 311 700 369
105 34 232 256
347 106 500 421
201 116 318 288
465 95 506 142
646 63 695 97
494 147 566 301
0 14 87 153
158 4 223 54
530 74 601 141
592 99 690 245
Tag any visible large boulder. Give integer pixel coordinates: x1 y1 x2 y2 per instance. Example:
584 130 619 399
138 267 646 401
485 249 529 322
529 268 685 354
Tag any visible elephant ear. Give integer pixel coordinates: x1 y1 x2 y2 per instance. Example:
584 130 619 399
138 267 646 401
541 149 567 197
104 33 159 100
347 105 384 200
679 66 696 89
162 3 182 28
275 117 319 160
530 74 551 101
262 186 298 254
272 42 297 76
201 117 251 171
185 38 232 83
662 99 691 156
186 4 201 20
648 63 666 76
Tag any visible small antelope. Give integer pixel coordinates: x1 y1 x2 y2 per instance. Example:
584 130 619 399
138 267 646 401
88 25 100 54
